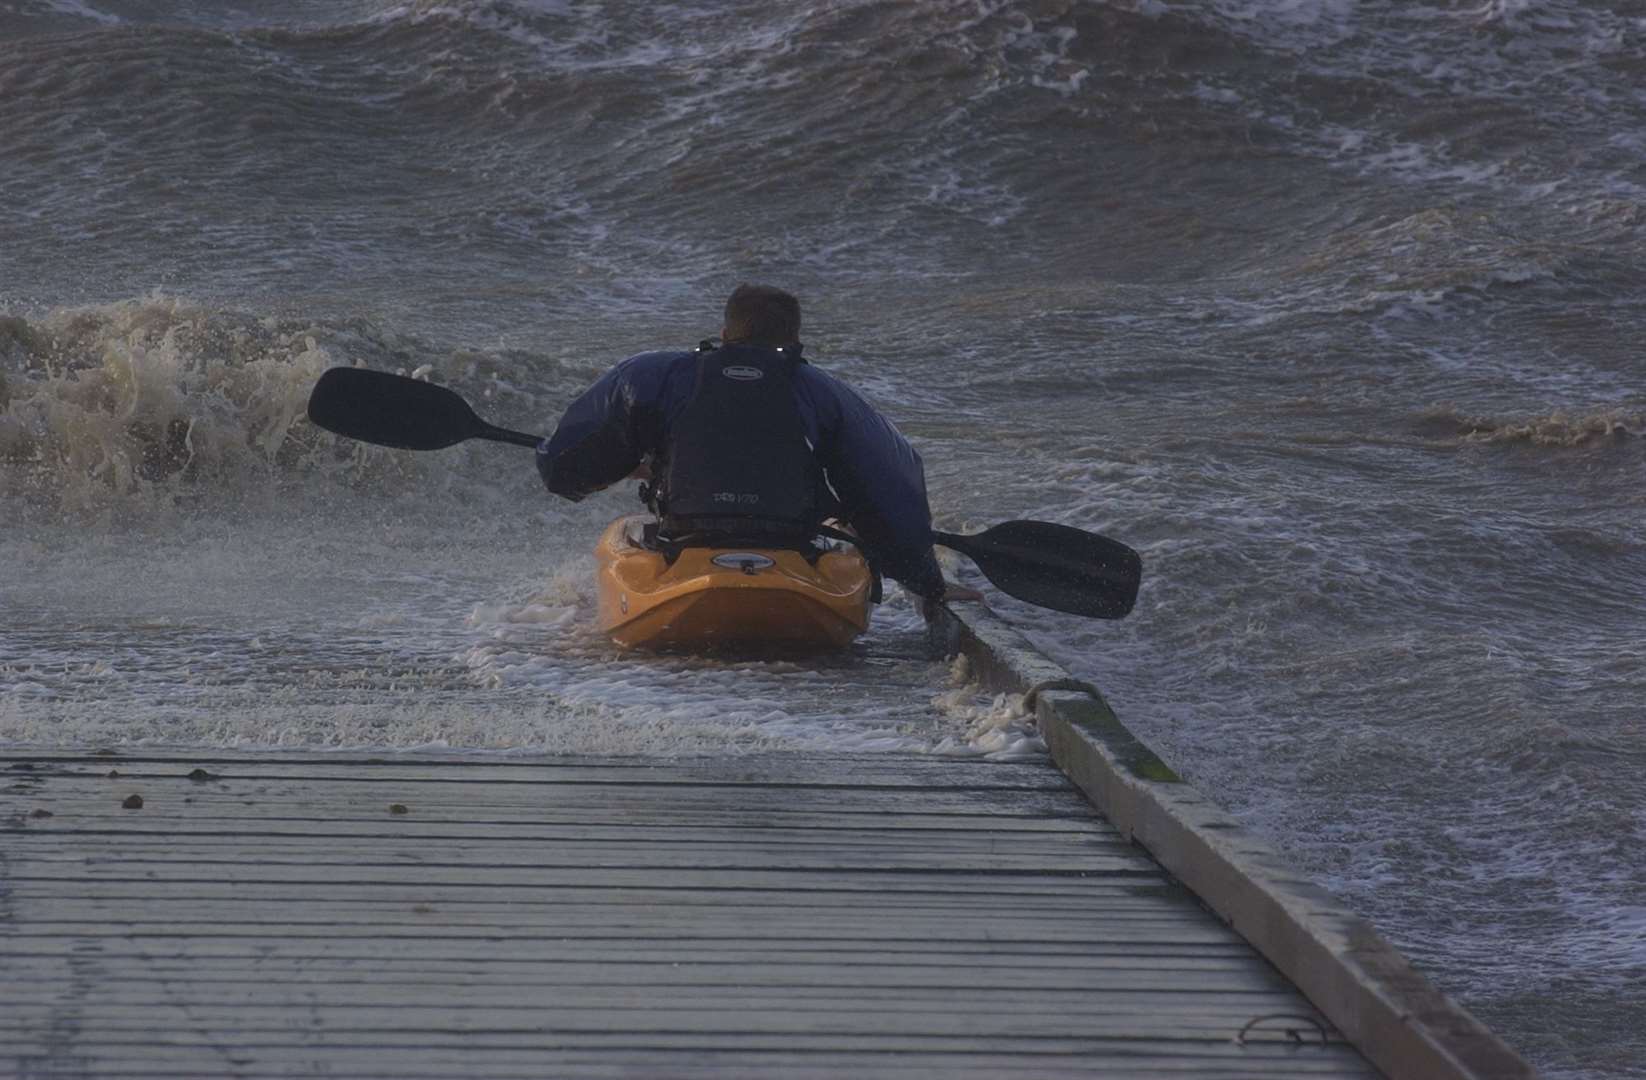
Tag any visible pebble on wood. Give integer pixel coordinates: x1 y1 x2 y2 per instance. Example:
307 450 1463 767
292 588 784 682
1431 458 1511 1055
121 794 144 810
389 803 410 815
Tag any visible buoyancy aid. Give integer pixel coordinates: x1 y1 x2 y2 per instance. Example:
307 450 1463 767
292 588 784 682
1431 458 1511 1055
652 343 825 541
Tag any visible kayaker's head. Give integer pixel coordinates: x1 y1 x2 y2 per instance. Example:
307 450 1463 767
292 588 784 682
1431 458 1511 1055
722 284 801 349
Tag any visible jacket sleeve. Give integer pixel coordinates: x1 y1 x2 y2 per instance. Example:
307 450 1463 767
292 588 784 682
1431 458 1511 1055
811 376 945 599
536 353 673 502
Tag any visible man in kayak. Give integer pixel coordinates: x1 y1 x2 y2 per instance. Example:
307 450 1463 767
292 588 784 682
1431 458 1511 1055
536 284 978 603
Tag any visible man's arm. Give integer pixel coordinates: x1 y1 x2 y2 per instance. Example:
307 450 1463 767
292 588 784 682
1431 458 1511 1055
536 353 677 501
809 375 947 600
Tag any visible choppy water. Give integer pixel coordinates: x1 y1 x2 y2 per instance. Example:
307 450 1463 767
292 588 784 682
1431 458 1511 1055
3 2 1644 1076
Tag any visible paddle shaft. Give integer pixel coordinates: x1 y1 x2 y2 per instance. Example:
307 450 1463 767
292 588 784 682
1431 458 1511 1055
307 366 1139 617
478 425 541 449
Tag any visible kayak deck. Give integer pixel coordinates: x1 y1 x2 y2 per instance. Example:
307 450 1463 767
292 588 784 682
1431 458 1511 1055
595 515 873 650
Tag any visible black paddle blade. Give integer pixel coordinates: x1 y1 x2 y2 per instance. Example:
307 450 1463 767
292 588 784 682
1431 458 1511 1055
934 520 1142 619
306 367 489 451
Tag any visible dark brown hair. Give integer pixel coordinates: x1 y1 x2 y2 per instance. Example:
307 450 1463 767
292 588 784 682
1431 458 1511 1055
722 284 801 346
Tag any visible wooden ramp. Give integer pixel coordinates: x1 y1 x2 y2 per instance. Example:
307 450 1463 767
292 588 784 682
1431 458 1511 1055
1 750 1378 1079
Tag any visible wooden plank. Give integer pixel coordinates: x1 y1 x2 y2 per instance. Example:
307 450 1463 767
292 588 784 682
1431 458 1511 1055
0 959 1265 991
0 883 1193 914
0 753 1071 780
3 941 1248 970
0 939 1254 966
9 810 1107 836
0 1033 1376 1058
0 996 1319 1029
1 922 1243 947
0 1027 1367 1055
6 800 1099 829
4 794 1094 814
4 783 1099 818
3 754 1073 789
1 864 1172 892
0 1044 1379 1080
0 913 1222 941
2 827 1136 855
0 846 1152 876
0 1063 1378 1080
1 889 1170 913
5 836 1163 868
3 888 1196 912
4 810 1114 835
0 953 1271 982
0 875 1194 899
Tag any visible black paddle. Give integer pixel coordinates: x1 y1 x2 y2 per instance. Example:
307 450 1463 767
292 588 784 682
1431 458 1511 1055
306 367 1142 619
932 522 1140 619
306 366 540 450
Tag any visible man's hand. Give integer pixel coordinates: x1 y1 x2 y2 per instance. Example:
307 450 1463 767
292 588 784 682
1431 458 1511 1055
919 580 984 621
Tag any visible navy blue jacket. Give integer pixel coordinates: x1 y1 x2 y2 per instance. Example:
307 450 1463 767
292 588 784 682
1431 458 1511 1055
536 345 945 598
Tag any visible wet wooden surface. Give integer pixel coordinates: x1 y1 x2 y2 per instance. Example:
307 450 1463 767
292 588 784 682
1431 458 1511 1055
1 750 1379 1078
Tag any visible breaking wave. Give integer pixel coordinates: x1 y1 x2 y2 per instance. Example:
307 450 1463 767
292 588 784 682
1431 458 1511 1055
0 297 553 515
1418 406 1641 448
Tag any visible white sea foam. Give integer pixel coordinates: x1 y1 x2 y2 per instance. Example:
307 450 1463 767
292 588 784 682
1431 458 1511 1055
0 297 563 516
1433 406 1641 447
0 506 1011 761
929 655 1046 761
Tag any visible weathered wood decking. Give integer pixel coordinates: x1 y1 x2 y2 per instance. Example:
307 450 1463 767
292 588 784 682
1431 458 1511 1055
1 750 1376 1078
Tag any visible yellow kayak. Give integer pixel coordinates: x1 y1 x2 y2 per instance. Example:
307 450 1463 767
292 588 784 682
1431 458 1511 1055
594 515 873 650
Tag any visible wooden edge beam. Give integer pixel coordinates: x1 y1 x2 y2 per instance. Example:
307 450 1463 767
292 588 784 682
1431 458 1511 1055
925 603 1539 1080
